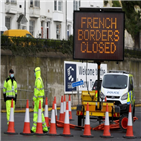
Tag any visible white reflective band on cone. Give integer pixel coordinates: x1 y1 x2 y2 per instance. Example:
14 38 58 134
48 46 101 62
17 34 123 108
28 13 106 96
105 112 109 126
128 112 133 126
37 109 42 123
64 110 69 124
25 108 29 122
60 102 63 113
51 109 55 123
10 107 14 122
64 101 66 113
55 103 57 116
69 101 71 112
44 105 48 117
85 111 90 125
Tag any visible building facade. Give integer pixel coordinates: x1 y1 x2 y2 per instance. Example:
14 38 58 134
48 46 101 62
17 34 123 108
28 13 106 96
0 0 103 39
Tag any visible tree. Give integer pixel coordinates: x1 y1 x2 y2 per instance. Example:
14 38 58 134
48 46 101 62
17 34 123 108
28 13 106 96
104 1 141 49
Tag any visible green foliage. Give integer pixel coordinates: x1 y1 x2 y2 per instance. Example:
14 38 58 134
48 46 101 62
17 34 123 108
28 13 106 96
104 0 108 6
121 1 141 39
1 35 73 56
112 1 121 7
2 35 141 59
125 48 141 59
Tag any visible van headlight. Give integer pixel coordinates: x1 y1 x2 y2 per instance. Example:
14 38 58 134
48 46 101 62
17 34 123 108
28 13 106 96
100 92 105 99
121 93 128 100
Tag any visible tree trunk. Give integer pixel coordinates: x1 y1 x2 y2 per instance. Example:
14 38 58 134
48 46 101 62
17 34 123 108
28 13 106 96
134 32 140 49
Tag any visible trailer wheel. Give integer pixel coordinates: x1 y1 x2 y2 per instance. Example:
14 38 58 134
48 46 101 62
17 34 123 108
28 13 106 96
119 114 128 132
78 116 82 126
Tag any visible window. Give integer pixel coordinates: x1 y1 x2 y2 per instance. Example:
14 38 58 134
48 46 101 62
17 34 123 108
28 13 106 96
30 0 40 8
30 0 33 6
6 0 17 4
56 23 61 39
67 25 70 40
35 0 40 8
54 0 62 11
46 22 49 39
5 17 10 30
73 0 80 10
58 1 62 11
29 20 35 36
54 0 57 10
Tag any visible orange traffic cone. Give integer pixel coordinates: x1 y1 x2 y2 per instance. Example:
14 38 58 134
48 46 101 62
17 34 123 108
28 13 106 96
105 96 107 102
44 97 50 128
59 96 64 122
47 101 59 136
60 101 73 137
54 96 58 121
80 103 93 138
123 104 136 139
20 100 32 135
69 95 73 120
63 95 66 121
35 100 44 135
4 99 18 135
100 103 113 138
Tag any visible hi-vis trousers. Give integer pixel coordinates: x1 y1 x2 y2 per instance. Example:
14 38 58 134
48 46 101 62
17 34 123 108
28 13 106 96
6 100 15 125
31 99 48 132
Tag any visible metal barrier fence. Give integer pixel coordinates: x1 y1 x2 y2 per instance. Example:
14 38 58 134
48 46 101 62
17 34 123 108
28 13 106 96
1 88 48 109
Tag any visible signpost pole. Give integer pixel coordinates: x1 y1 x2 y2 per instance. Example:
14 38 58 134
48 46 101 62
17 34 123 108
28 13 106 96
96 61 101 110
77 79 79 105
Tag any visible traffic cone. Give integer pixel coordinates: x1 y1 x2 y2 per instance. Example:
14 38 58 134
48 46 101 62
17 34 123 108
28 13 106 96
69 95 73 120
44 97 50 128
4 99 18 135
54 96 58 121
63 95 66 121
35 100 44 135
100 103 113 138
105 96 107 102
47 101 59 136
123 104 136 139
60 101 73 137
80 103 93 138
20 100 32 135
59 96 64 122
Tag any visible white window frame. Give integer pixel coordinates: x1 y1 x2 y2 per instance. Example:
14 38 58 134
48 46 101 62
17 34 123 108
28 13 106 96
73 0 80 11
54 0 57 11
5 17 11 30
67 25 70 40
46 22 50 39
30 0 40 8
54 0 63 12
6 0 17 4
56 23 61 40
58 0 62 11
29 20 35 36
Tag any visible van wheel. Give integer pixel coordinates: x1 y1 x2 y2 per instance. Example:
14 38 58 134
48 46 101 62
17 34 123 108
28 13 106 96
119 114 128 132
78 116 82 126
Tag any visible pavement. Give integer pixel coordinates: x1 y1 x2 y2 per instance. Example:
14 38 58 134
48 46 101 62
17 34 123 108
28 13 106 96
1 107 141 141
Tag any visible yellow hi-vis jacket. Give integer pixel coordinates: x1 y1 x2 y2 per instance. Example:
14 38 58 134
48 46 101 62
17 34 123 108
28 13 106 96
33 67 44 101
3 76 17 102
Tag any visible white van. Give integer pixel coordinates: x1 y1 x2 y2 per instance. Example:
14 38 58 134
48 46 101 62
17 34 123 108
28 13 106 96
100 70 135 117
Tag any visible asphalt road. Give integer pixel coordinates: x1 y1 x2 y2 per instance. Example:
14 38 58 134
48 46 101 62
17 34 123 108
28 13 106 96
1 107 141 141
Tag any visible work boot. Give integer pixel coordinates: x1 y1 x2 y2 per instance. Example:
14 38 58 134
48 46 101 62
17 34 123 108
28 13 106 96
30 130 35 133
43 130 48 134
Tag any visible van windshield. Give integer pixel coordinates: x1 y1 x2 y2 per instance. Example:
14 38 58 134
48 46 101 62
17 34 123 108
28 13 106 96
102 75 128 89
26 34 33 38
